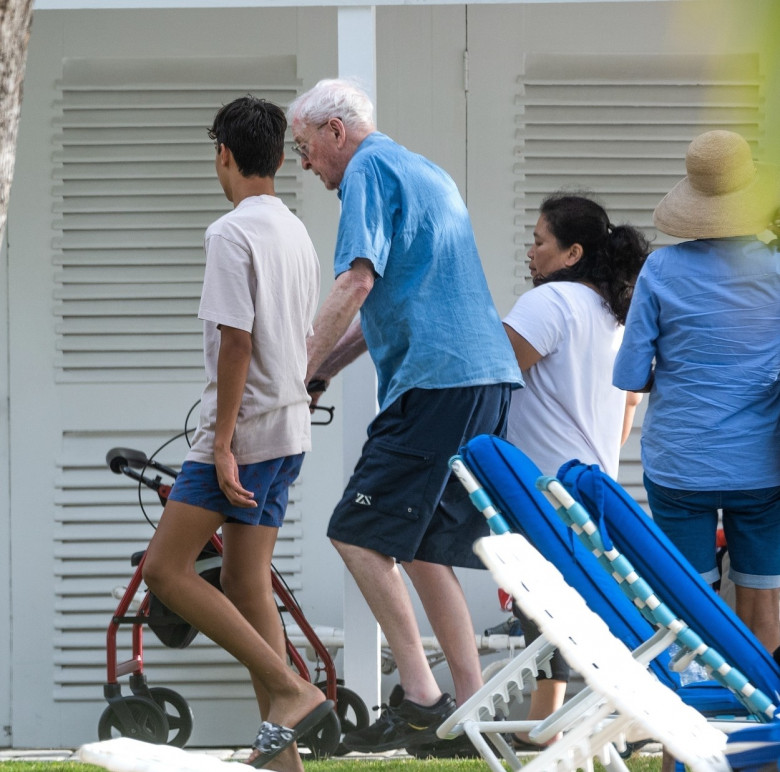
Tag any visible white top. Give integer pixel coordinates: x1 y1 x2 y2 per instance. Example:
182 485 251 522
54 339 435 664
503 282 625 478
187 195 320 465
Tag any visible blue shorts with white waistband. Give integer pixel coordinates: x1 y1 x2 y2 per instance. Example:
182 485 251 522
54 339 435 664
327 384 511 568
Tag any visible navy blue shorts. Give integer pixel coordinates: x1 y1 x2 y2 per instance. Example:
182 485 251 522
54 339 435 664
167 454 304 526
327 385 511 568
644 474 780 589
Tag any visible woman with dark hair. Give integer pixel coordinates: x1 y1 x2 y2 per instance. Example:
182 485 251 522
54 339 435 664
502 193 650 747
505 193 649 478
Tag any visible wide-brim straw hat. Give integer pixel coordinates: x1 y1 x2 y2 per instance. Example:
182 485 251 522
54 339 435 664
653 130 779 239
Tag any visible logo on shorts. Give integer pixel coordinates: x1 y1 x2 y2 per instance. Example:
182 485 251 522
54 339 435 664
355 493 372 506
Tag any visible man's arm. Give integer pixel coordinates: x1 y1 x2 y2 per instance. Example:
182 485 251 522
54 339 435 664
306 258 375 383
312 318 369 379
213 324 256 508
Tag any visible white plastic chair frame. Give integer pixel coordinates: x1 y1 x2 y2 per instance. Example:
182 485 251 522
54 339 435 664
469 530 731 772
445 457 731 772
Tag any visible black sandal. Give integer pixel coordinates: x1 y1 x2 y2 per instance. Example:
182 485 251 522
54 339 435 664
249 700 335 769
249 721 296 768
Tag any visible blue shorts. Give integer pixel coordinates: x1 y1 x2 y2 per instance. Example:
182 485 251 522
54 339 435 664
644 474 780 589
327 384 511 568
167 454 304 527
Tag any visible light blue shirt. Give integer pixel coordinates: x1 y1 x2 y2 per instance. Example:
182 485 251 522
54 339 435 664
335 132 522 410
613 237 780 489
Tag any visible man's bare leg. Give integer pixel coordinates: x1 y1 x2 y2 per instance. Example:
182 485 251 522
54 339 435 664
143 504 326 734
402 559 482 705
331 539 442 706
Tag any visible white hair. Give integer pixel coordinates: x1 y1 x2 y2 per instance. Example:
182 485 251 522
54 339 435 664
287 78 376 132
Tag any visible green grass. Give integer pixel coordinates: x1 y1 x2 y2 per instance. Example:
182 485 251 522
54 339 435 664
0 766 102 771
306 759 663 772
0 757 664 772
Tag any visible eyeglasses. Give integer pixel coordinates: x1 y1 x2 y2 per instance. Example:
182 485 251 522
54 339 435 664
291 121 329 159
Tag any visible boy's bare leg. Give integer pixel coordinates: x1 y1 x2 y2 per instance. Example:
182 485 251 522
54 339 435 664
221 522 287 712
402 559 483 705
143 503 325 733
221 521 303 771
331 539 443 706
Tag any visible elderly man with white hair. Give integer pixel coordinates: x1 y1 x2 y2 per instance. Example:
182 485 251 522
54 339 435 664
287 79 522 756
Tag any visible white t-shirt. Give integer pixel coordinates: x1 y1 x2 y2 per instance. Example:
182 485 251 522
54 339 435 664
503 282 625 478
187 195 320 465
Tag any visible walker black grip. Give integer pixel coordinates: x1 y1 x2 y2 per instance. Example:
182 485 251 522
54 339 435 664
307 379 328 393
106 447 149 474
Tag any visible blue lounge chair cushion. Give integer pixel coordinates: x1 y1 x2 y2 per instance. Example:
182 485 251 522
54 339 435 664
557 459 780 713
459 434 679 690
726 721 780 771
676 680 748 715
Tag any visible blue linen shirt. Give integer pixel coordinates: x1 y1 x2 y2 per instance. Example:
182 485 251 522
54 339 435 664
613 237 780 489
335 132 522 410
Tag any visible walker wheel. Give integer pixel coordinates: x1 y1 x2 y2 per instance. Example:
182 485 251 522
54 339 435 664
298 708 341 759
317 684 370 756
149 687 194 747
98 696 169 744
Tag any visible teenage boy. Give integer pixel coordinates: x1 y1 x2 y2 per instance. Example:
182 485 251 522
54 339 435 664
143 96 331 771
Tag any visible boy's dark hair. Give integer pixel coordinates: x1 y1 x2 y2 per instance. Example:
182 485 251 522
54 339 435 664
208 96 286 178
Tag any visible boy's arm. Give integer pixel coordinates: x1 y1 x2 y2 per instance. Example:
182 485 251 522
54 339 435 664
213 324 257 508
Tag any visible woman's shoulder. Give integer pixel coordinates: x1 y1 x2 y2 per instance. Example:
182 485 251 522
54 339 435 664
510 281 593 313
505 283 580 332
540 280 605 310
528 280 578 299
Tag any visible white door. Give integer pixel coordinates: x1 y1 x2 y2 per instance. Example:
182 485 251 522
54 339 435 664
8 6 344 747
6 0 774 750
465 2 769 501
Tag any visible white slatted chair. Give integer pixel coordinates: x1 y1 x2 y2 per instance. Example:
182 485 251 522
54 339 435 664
446 530 731 772
438 454 733 772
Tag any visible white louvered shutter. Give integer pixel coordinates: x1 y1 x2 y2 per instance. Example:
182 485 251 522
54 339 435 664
53 55 302 382
512 52 766 500
52 57 307 706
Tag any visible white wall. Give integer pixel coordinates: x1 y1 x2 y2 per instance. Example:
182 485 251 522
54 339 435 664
9 6 349 748
4 0 778 748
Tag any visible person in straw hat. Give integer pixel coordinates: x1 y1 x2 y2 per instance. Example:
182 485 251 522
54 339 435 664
613 129 780 652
